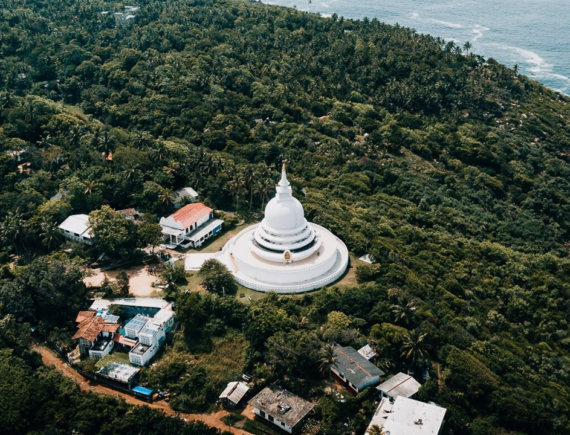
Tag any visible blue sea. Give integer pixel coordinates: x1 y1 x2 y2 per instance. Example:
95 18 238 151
263 0 570 95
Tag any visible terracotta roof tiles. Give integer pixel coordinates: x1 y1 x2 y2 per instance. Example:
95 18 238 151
168 203 212 228
75 310 96 323
72 316 119 342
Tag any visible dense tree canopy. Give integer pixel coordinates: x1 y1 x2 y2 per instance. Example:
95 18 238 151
1 0 570 434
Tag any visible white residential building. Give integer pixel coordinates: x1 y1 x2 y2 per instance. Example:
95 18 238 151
129 319 166 366
58 214 93 244
248 385 314 433
84 298 175 367
366 397 446 435
159 203 223 248
72 311 119 359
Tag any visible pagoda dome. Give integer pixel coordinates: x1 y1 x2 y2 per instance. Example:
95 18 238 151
263 190 306 232
202 160 350 293
251 164 318 262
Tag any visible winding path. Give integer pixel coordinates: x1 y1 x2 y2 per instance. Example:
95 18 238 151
34 344 250 435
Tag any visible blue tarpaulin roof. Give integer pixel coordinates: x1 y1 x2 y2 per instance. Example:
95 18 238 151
132 385 153 396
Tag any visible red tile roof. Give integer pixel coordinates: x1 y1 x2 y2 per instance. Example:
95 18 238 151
72 316 119 342
113 334 137 347
168 203 212 228
75 310 96 323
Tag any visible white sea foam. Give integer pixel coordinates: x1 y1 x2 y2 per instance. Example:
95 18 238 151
501 46 550 73
430 19 463 29
472 24 489 42
409 13 462 29
320 2 330 8
491 44 570 92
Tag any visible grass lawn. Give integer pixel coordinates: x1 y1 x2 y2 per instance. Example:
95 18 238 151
242 418 283 435
94 352 131 370
197 333 247 383
334 253 363 289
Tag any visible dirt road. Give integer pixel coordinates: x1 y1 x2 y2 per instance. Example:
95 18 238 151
34 345 250 435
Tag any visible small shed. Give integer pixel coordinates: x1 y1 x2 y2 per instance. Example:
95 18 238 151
132 385 153 402
219 381 249 408
358 344 377 360
173 187 199 208
377 372 421 400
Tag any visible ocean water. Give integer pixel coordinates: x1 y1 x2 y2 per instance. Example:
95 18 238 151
263 0 570 95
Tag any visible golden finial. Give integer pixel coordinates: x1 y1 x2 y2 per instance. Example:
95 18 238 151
282 160 287 172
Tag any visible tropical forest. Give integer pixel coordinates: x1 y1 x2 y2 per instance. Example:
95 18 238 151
1 0 570 434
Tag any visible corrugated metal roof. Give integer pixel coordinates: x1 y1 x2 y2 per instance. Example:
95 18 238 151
376 373 421 399
358 344 377 360
220 381 249 404
333 345 384 389
89 298 170 311
175 187 198 199
58 214 91 237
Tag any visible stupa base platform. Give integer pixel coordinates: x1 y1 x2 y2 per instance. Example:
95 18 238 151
219 223 349 294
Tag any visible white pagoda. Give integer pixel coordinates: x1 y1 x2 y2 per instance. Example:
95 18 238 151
219 162 349 293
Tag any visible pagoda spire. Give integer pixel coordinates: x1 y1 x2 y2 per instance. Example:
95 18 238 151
277 160 291 196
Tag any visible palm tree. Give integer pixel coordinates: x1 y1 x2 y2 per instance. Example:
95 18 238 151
463 41 472 54
255 177 274 211
391 298 416 326
159 188 175 207
83 180 100 196
163 161 180 176
319 343 337 395
132 130 151 150
228 174 246 211
401 329 430 367
97 130 114 155
0 209 26 253
246 168 259 211
37 134 53 148
67 125 84 149
123 165 141 182
151 140 168 163
40 219 63 250
367 424 385 435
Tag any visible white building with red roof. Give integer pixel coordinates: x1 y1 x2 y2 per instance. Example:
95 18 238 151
159 203 223 248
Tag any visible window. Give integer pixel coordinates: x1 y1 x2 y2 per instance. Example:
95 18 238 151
268 416 274 422
260 411 266 418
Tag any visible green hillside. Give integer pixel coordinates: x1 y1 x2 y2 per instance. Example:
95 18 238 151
1 0 570 434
